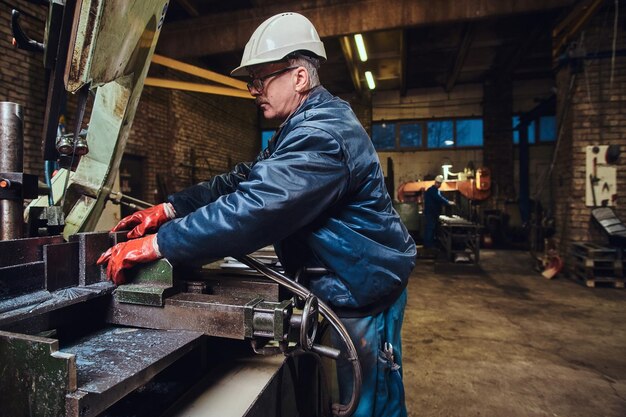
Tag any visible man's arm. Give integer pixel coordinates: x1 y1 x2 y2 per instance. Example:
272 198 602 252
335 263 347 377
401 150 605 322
157 127 349 263
167 161 254 217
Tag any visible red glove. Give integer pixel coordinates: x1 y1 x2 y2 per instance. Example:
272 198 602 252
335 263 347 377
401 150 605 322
112 203 174 239
97 234 161 285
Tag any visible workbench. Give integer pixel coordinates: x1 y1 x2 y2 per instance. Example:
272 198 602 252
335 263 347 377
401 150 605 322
437 215 482 265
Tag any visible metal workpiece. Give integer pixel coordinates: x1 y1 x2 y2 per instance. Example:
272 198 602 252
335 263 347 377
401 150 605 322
68 231 110 285
0 102 24 240
114 259 178 306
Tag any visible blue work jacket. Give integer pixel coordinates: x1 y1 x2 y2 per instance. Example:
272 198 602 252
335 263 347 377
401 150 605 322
424 185 451 219
158 87 416 316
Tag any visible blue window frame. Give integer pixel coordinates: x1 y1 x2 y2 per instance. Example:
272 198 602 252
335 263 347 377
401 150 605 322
372 123 396 150
539 116 556 142
513 115 555 144
456 119 483 147
371 118 483 150
427 120 454 148
399 123 423 148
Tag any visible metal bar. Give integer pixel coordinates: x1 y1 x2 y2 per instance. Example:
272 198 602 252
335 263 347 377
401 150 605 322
0 235 64 267
108 292 264 340
144 77 254 99
151 54 248 91
0 102 24 240
44 241 79 291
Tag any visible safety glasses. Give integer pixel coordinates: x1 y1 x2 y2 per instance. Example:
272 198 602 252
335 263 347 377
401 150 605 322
247 66 298 93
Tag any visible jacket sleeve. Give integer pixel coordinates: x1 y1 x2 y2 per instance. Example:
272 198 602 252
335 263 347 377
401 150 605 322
167 161 253 217
436 189 452 206
157 126 350 263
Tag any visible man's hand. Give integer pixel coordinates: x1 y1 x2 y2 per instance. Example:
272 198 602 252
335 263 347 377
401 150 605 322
97 234 161 285
112 203 174 239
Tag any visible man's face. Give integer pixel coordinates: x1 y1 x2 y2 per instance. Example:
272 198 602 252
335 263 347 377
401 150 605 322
247 62 302 121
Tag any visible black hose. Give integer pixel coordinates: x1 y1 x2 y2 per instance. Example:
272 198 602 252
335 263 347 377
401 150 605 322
237 255 362 417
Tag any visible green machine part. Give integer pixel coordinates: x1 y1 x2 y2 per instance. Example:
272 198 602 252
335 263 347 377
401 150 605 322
28 0 170 239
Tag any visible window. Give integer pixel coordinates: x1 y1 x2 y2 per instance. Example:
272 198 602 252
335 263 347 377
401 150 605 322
539 116 556 142
371 118 483 150
456 119 483 147
513 115 555 144
261 129 275 149
427 121 454 149
372 123 396 150
399 123 423 148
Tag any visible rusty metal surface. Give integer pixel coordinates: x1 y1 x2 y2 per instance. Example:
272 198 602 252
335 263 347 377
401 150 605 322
0 235 64 267
0 282 113 330
62 326 203 417
108 292 258 340
0 261 45 300
0 330 76 417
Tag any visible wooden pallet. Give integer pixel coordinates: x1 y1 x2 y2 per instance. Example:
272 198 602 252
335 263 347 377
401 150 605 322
570 243 624 284
571 264 624 288
578 276 625 288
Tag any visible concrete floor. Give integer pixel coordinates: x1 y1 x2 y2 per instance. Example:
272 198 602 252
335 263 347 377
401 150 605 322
401 249 626 417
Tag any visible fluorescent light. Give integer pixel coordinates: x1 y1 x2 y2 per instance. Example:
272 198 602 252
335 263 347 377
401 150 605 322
354 34 368 62
365 71 376 90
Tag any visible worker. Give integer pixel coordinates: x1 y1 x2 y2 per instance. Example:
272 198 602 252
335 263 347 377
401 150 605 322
98 12 416 417
423 174 455 250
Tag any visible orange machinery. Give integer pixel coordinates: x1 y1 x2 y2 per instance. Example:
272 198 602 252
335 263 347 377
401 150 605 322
397 167 491 203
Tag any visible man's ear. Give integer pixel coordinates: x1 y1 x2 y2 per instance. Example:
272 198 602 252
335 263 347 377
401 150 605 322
293 67 309 92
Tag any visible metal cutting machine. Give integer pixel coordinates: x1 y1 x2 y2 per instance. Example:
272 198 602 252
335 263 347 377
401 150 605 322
0 2 360 416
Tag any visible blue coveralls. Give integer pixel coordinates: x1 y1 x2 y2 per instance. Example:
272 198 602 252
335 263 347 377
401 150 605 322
157 86 416 416
423 184 452 248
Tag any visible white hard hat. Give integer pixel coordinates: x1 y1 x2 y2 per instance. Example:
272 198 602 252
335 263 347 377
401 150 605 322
435 175 444 183
231 12 327 77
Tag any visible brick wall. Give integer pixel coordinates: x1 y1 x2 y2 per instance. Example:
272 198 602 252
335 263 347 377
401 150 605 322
127 65 259 203
0 3 48 177
554 5 626 251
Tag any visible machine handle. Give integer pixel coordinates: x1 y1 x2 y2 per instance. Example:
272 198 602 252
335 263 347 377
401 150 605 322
11 10 44 53
238 255 362 417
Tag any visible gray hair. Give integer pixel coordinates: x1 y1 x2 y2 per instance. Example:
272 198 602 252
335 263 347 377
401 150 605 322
287 53 321 88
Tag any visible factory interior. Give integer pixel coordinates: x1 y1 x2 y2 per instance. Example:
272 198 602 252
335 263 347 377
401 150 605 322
0 0 625 416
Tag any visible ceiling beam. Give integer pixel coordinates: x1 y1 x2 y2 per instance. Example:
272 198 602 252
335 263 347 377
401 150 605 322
144 78 254 99
151 54 248 90
339 36 363 94
158 0 577 58
445 23 474 93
